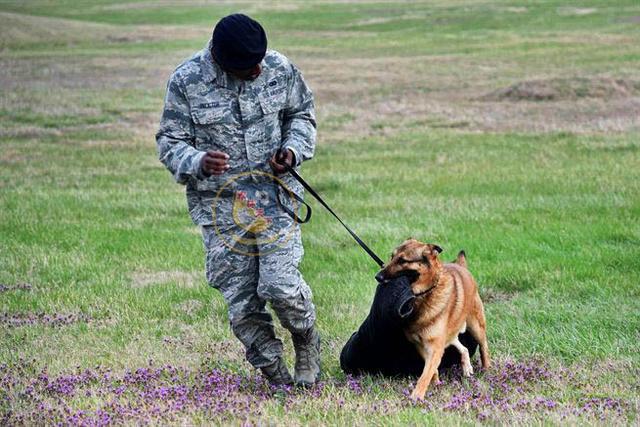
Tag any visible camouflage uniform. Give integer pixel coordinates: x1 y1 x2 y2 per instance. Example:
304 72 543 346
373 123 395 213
156 39 317 369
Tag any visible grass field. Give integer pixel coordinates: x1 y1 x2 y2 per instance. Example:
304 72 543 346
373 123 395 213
1 1 639 425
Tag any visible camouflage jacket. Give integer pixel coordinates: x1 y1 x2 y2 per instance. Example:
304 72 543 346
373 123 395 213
156 39 316 226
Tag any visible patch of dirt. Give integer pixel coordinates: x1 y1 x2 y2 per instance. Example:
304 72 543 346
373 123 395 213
3 14 638 142
0 11 206 50
482 78 640 102
130 270 202 289
1 311 92 327
162 329 245 365
100 1 299 12
176 299 204 316
0 12 111 49
300 48 640 137
200 340 246 365
0 283 32 293
480 287 517 303
467 96 640 133
557 7 597 16
504 7 527 13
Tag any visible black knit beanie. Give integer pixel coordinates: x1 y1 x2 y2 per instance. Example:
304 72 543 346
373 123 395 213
211 14 267 70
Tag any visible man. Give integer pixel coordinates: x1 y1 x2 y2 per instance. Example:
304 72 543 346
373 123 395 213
156 13 320 387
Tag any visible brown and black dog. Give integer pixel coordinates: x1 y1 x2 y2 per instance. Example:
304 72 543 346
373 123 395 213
375 239 490 400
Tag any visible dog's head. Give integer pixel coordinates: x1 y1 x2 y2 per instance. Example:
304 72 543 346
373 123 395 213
375 239 444 289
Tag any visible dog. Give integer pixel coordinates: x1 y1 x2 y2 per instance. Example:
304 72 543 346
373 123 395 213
375 239 491 400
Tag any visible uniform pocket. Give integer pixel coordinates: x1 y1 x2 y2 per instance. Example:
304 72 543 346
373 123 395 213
203 226 230 288
244 117 273 164
299 282 313 302
191 103 228 125
205 255 232 290
258 78 287 115
190 98 243 176
190 103 233 153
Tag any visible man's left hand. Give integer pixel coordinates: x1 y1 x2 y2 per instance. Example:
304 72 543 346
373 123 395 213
269 149 295 175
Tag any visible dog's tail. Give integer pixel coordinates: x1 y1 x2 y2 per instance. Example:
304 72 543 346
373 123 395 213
454 250 467 268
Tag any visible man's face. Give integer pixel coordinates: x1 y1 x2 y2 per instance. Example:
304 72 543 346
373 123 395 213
225 63 262 81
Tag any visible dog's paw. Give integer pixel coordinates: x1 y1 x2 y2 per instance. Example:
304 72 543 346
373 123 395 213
462 364 474 377
409 390 425 401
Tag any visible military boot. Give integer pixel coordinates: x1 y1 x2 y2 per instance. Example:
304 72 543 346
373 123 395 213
260 357 293 386
292 327 321 387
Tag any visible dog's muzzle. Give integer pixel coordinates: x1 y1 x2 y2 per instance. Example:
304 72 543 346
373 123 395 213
375 269 418 285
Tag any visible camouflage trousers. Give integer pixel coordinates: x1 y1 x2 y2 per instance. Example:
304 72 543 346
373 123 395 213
202 212 316 369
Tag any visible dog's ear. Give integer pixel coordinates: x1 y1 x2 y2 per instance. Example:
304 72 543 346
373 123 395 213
422 244 443 260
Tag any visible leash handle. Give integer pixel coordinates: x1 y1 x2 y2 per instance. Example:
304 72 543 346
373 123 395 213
279 187 312 224
277 150 385 268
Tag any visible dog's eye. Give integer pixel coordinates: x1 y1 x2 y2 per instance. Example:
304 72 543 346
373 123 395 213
399 258 408 264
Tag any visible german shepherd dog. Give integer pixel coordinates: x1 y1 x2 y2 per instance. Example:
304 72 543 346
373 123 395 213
375 239 491 400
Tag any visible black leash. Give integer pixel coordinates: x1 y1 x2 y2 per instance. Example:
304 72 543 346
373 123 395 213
277 151 385 268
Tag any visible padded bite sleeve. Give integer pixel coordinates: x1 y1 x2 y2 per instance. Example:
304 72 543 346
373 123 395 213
340 275 478 377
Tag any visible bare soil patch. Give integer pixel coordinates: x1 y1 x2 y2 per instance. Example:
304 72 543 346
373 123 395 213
0 11 206 49
557 7 597 16
0 12 111 49
1 311 91 327
0 283 32 293
300 52 640 137
482 78 640 102
130 270 202 289
480 287 516 303
176 299 204 316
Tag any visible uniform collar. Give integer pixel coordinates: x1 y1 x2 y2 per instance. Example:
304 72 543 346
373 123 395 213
201 39 230 89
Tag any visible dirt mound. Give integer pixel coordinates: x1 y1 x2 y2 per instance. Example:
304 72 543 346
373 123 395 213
483 78 640 102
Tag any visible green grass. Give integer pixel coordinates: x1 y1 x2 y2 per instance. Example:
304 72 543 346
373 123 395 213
1 0 639 425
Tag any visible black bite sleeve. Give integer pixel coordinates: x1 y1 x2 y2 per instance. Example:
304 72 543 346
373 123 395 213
340 275 478 377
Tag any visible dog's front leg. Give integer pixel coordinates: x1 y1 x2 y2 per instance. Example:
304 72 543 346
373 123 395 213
410 338 445 400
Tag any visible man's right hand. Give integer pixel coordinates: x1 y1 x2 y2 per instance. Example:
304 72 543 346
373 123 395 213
200 150 230 176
